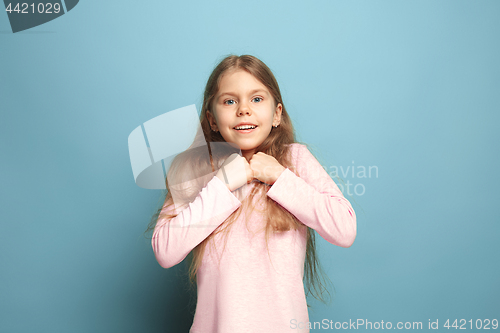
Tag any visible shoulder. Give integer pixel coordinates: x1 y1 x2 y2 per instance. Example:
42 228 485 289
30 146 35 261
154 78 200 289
289 142 326 179
285 143 320 177
286 143 314 161
286 143 307 156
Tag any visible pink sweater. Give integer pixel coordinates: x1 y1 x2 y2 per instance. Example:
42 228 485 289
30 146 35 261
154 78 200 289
152 143 357 333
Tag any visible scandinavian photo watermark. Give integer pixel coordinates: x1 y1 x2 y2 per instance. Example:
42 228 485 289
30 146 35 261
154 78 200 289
322 162 378 197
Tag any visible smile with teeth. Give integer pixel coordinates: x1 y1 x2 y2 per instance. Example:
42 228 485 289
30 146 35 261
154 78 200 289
234 125 257 130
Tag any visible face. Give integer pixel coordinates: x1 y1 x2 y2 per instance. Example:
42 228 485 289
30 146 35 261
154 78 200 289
206 69 282 160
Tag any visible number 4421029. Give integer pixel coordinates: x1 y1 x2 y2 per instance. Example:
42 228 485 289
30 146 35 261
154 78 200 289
5 3 62 14
444 319 498 330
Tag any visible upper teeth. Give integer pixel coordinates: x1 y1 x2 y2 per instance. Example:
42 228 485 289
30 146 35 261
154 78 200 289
235 125 256 130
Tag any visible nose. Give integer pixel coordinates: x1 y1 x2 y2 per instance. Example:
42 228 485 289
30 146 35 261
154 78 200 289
237 101 251 116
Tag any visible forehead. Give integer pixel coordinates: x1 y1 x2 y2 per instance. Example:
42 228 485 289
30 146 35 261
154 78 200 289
217 69 270 96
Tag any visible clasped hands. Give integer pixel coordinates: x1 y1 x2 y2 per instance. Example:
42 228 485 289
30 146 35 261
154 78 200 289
215 152 286 191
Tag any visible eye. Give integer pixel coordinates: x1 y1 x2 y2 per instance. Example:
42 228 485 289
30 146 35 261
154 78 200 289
224 99 236 105
253 97 263 103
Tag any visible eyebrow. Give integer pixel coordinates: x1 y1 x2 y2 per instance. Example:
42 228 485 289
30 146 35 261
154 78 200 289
217 89 268 99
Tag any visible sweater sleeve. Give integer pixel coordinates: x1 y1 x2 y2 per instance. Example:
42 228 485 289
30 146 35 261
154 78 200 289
152 175 242 268
266 144 357 247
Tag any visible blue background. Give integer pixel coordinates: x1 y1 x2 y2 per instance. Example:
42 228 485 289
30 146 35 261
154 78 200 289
1 0 499 332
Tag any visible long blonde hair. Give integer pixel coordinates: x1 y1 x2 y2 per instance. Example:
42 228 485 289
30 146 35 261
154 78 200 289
145 54 333 307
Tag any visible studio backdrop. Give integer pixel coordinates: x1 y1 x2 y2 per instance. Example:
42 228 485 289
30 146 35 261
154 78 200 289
1 1 499 332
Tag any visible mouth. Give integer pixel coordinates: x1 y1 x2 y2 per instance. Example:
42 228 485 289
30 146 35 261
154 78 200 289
233 125 258 133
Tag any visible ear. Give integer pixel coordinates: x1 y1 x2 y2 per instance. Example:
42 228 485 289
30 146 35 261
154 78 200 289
206 110 218 131
273 103 282 126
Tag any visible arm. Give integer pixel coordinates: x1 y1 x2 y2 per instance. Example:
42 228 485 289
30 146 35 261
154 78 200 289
152 175 242 268
266 144 357 247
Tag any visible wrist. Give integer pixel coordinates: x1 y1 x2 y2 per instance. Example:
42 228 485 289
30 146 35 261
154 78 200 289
216 171 232 191
273 166 286 184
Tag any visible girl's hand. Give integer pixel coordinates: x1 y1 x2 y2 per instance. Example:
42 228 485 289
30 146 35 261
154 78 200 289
215 153 254 191
249 152 286 185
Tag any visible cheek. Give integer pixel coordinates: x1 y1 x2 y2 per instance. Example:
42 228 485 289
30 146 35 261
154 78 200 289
265 111 276 124
212 109 224 124
217 114 231 127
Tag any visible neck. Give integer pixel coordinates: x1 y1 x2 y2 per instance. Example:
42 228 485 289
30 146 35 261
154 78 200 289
242 149 255 162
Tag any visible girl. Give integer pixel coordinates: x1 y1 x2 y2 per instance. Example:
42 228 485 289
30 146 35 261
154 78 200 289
147 54 356 333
